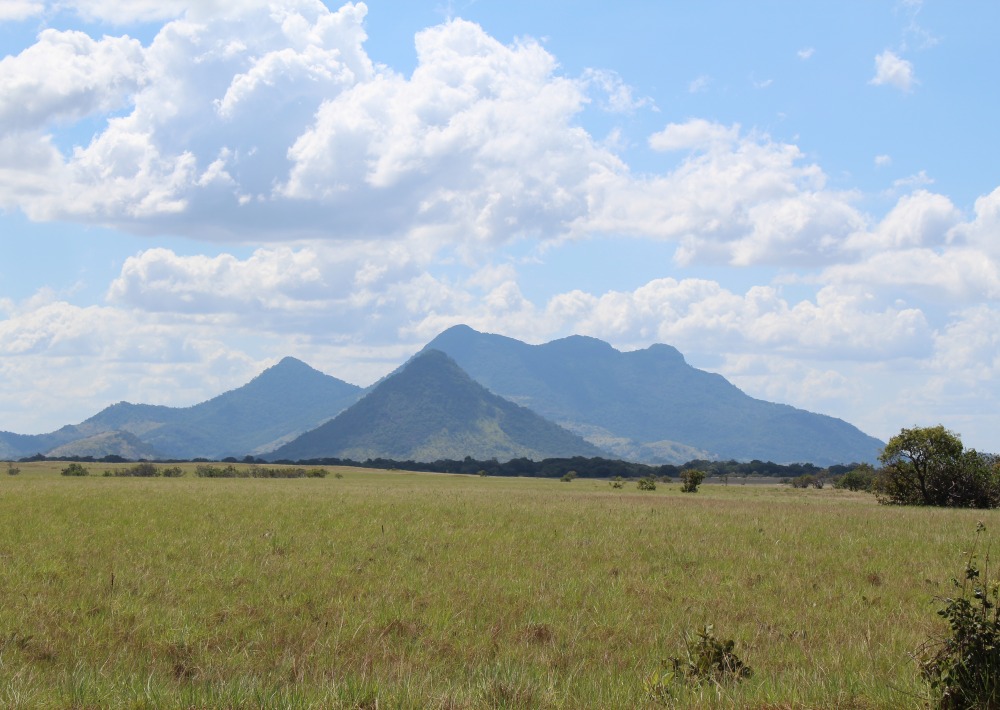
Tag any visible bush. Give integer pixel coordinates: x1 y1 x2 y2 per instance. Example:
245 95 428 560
637 476 657 491
833 463 876 492
60 463 89 476
921 523 1000 708
5 462 20 476
680 469 705 493
609 475 625 489
646 625 752 702
560 470 577 482
161 466 184 478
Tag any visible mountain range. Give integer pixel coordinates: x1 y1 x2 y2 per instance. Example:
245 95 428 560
0 325 884 465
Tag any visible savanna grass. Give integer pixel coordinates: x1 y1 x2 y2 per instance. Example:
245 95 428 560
0 462 991 708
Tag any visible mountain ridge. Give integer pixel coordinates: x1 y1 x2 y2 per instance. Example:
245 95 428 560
269 349 606 463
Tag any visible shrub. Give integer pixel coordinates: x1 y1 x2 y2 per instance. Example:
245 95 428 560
609 475 625 489
305 468 327 478
646 625 752 702
129 462 159 477
60 463 89 477
161 466 184 478
637 476 656 491
680 469 705 493
833 463 876 492
921 523 1000 708
5 462 19 476
560 471 577 482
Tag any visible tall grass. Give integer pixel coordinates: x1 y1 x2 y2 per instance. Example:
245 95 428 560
0 463 989 707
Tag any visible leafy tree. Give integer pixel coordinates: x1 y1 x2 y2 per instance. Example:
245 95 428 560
680 469 705 493
875 426 1000 508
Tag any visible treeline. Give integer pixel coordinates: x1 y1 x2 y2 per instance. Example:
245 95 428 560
270 455 863 479
19 452 866 479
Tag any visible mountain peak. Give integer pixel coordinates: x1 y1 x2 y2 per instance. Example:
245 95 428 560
269 345 604 463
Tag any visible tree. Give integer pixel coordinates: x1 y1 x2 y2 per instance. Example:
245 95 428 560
875 426 1000 508
680 469 705 493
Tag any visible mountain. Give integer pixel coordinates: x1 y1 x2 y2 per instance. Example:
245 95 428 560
45 430 162 460
269 349 605 463
0 357 363 460
421 325 884 465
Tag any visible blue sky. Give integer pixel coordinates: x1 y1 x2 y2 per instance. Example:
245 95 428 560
1 0 998 454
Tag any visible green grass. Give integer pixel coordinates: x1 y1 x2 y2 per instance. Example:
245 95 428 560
0 463 990 708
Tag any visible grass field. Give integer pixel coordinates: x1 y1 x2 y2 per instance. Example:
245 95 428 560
0 461 992 708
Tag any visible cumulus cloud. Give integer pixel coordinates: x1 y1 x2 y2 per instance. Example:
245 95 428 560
844 190 961 252
0 29 146 131
870 50 916 92
0 0 43 20
0 5 902 273
648 119 739 152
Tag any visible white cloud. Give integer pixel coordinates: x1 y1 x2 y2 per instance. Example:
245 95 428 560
797 47 815 60
0 29 146 131
648 119 739 152
0 0 42 20
581 68 653 114
875 154 892 167
844 189 961 252
688 74 710 93
870 50 916 92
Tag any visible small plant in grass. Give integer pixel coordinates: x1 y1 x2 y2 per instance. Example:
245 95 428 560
334 471 344 479
646 624 752 702
5 462 19 476
609 475 625 489
560 470 577 482
680 469 705 493
60 462 89 476
637 476 656 490
920 522 1000 708
161 466 184 477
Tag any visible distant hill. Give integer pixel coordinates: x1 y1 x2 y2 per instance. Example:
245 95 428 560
269 349 606 463
0 357 362 460
422 325 884 465
46 430 162 460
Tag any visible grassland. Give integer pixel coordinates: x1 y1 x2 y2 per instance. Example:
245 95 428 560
0 462 992 708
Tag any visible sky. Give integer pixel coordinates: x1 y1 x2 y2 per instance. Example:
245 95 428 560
0 0 998 452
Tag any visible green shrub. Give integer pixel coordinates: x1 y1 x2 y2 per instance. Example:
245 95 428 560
5 462 19 476
646 625 752 702
609 475 625 489
637 476 656 491
305 468 327 478
560 470 577 482
921 523 1000 708
161 466 184 478
60 463 89 477
680 469 705 493
833 463 876 492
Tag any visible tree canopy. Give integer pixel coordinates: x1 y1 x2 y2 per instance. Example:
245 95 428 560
875 425 1000 508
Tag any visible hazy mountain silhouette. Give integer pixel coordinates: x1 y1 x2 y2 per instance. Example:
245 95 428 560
0 357 362 460
269 349 605 462
45 430 162 460
422 325 884 465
